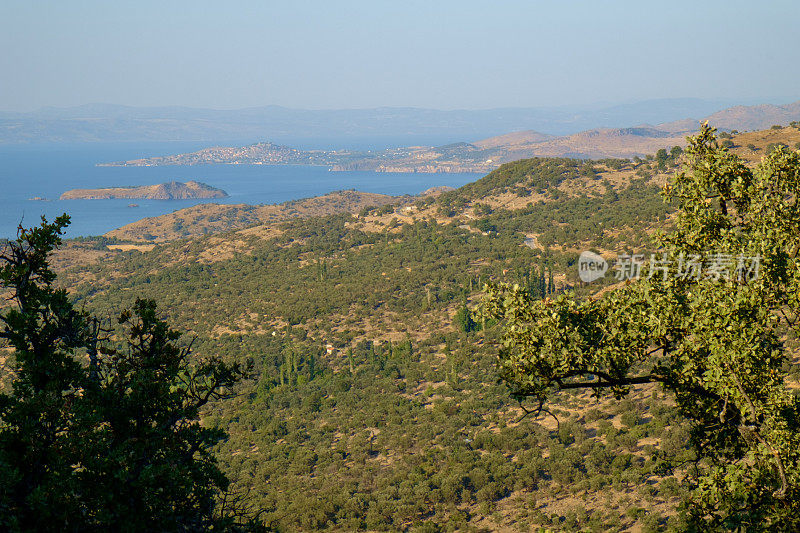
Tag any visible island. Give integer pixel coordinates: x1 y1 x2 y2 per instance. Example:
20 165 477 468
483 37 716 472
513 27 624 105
59 180 228 200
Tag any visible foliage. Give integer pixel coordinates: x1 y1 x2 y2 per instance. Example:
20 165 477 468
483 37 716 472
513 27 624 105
438 158 604 205
481 125 800 530
0 215 88 530
0 217 252 531
454 303 478 333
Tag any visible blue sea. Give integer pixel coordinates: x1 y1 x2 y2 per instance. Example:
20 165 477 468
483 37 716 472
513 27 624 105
0 141 481 239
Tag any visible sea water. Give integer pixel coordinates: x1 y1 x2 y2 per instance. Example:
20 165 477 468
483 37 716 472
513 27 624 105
0 142 481 239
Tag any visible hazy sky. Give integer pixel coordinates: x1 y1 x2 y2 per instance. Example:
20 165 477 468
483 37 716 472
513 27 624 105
2 0 799 111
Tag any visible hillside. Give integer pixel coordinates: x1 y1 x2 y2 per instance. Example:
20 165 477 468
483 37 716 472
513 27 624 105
105 189 404 242
56 163 680 531
680 100 800 132
48 126 800 531
60 180 228 200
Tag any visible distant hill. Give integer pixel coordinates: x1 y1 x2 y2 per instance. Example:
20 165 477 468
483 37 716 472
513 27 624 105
656 101 800 133
703 101 800 131
472 130 554 149
472 125 686 161
60 180 228 200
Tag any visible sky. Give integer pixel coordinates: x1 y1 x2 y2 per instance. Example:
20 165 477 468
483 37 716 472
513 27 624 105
2 0 800 112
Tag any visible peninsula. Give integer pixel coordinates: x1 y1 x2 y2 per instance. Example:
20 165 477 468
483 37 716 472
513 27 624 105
97 128 688 174
60 180 228 200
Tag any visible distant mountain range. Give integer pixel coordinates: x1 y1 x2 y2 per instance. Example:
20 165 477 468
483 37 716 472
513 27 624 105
98 101 800 173
2 98 796 145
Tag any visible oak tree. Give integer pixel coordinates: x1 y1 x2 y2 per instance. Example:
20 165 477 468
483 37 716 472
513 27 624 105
481 125 800 530
0 216 252 531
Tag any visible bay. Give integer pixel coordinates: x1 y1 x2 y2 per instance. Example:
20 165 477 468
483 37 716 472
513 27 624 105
0 142 481 239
